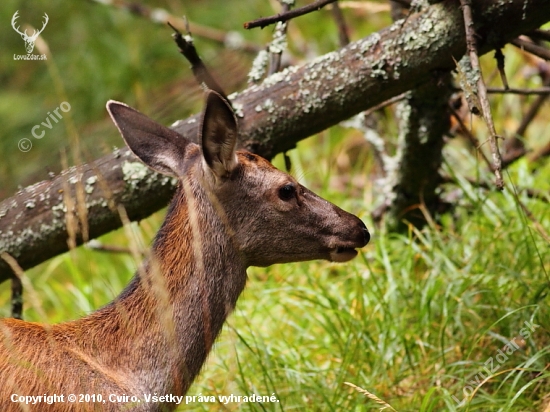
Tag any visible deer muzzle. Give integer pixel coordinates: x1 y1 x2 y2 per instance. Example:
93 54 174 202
329 219 370 262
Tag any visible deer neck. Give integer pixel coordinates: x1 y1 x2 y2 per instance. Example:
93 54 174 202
82 180 247 394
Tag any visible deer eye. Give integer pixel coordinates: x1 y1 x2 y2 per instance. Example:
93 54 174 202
278 184 296 201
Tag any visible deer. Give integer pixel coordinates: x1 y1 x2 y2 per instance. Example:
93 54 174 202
0 90 369 411
11 10 49 54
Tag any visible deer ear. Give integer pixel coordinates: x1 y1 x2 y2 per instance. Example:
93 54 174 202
107 101 190 177
200 91 239 178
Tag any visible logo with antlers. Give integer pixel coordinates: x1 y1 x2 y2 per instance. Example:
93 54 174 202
11 11 49 54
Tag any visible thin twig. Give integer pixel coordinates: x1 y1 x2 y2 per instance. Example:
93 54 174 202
494 49 509 89
515 75 550 138
441 175 550 205
511 37 550 61
362 92 407 117
268 1 292 76
501 144 527 168
390 0 411 8
85 240 138 255
168 21 228 100
244 0 337 30
528 140 550 163
502 73 550 167
88 0 259 53
460 0 504 189
342 90 401 195
526 29 550 43
449 105 493 170
486 87 550 95
331 1 350 47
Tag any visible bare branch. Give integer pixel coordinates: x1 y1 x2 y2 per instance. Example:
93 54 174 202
460 0 504 189
514 77 550 138
390 0 411 8
89 0 260 53
86 240 139 255
268 1 292 76
529 140 550 163
168 22 228 99
502 72 550 167
244 0 337 30
486 87 550 95
526 29 550 43
331 2 350 47
449 105 493 170
494 48 509 89
268 22 288 75
362 93 407 117
511 37 550 61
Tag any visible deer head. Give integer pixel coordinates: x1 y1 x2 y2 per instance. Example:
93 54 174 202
107 91 370 269
11 11 49 54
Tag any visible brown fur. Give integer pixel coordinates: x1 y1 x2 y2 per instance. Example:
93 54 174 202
0 92 369 411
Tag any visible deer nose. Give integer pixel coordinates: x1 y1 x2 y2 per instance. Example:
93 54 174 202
360 220 370 245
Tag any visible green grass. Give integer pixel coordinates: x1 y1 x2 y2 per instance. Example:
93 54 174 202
1 1 549 411
188 136 549 411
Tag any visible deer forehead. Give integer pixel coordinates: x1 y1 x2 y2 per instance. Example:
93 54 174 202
236 151 293 185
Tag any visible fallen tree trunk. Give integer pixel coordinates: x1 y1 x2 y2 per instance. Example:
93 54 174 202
1 0 550 283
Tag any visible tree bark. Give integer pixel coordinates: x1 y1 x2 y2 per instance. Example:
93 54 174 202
1 0 550 283
384 0 453 230
384 78 453 230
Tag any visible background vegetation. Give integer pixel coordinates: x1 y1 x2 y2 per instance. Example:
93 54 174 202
1 0 549 410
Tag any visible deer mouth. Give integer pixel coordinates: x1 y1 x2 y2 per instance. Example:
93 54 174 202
329 247 359 262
